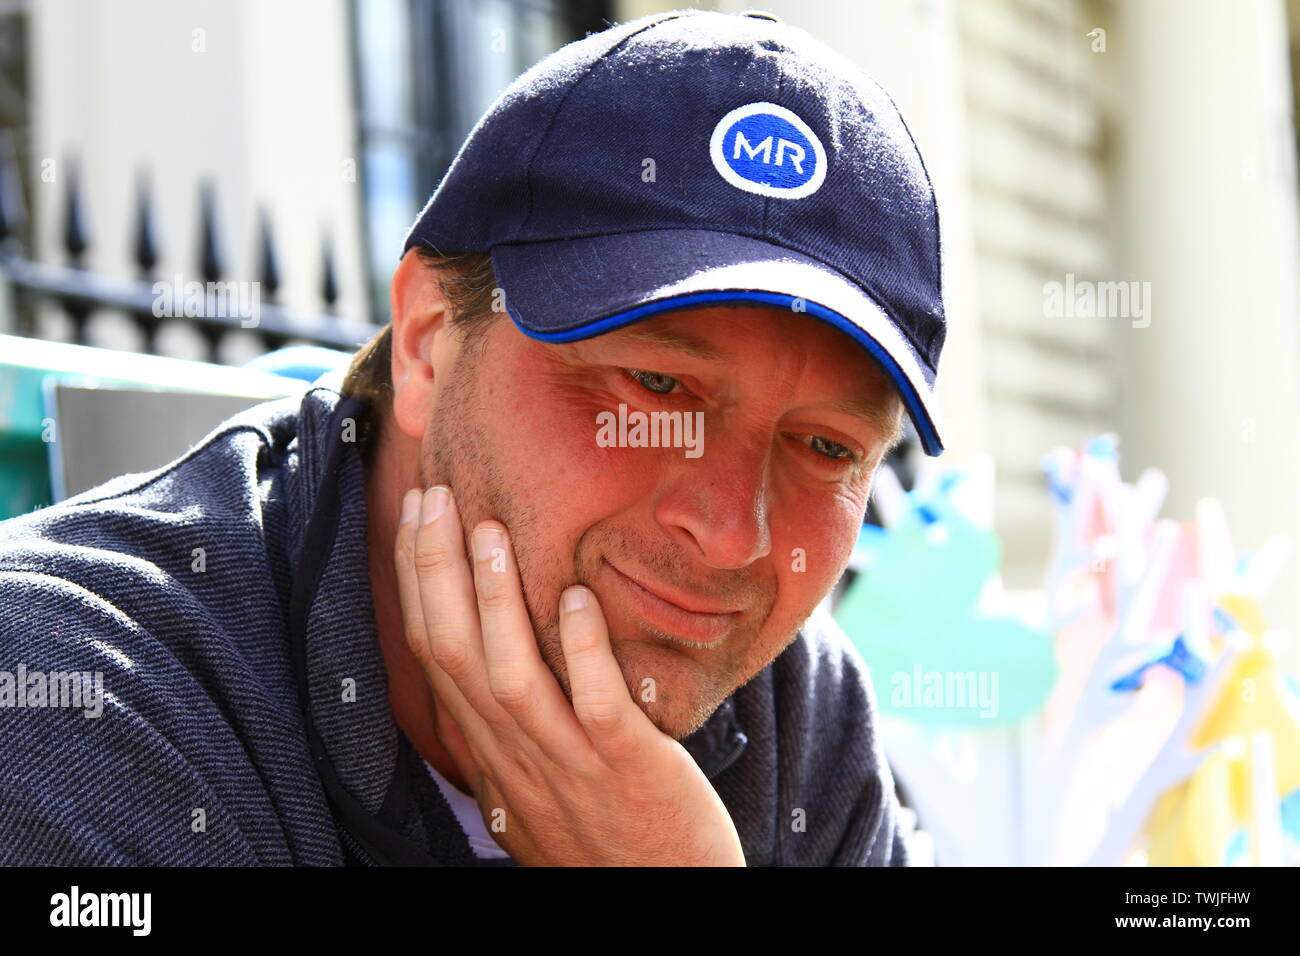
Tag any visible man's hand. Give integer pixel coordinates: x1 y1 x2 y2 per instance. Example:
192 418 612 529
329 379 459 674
393 485 746 866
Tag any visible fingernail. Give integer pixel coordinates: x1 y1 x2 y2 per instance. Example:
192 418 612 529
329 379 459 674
421 486 450 525
473 526 503 561
562 587 589 613
400 489 421 524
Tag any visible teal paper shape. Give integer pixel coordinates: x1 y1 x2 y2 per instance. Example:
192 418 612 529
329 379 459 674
837 494 1057 726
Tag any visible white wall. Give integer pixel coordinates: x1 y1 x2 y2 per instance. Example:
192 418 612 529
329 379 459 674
617 0 1300 649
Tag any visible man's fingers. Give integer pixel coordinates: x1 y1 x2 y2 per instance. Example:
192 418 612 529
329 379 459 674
393 489 438 670
394 487 488 744
469 522 586 752
409 486 497 708
557 586 647 762
398 485 640 776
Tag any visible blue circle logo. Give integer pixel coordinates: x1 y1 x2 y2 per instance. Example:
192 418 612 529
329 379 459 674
709 102 827 199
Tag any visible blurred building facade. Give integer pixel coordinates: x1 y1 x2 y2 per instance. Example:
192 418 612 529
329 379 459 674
3 0 1298 651
624 0 1300 655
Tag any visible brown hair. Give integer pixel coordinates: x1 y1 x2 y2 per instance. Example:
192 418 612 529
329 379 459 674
341 249 500 454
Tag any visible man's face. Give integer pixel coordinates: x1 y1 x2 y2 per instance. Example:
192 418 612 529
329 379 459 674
418 303 902 740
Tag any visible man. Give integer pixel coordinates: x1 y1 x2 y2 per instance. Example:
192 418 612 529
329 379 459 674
0 8 946 865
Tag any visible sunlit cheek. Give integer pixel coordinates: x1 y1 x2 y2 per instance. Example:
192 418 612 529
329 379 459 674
773 491 864 611
499 383 665 513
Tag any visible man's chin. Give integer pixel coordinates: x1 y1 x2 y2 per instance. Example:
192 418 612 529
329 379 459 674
637 699 720 741
605 637 730 740
536 621 736 740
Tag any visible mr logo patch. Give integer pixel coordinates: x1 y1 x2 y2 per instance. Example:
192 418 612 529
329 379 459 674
709 101 827 199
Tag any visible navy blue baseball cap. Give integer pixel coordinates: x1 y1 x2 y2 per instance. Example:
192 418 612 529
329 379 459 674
403 8 947 455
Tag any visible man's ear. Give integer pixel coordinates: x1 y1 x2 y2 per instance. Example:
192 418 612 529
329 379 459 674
389 250 451 442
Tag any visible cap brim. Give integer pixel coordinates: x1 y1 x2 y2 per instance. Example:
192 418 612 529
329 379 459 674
489 229 944 456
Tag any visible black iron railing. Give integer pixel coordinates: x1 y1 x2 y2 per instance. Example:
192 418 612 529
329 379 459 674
0 150 376 363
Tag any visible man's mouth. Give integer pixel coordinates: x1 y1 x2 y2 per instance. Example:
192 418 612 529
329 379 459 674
599 557 740 646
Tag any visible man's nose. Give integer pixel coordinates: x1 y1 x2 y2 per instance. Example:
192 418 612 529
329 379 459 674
652 433 773 570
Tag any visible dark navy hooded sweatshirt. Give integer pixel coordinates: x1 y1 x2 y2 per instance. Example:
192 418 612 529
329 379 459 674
0 381 908 866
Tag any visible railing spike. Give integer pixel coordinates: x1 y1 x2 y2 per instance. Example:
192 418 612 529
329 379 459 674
63 155 88 265
320 230 338 312
0 153 12 247
0 128 27 249
131 170 162 354
60 154 91 344
132 170 159 275
256 206 280 301
0 128 32 336
198 179 223 282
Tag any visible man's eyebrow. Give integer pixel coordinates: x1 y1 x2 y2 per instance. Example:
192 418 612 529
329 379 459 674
616 326 725 361
827 395 906 450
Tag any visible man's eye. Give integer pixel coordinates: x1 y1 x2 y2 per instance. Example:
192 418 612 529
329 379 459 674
808 435 856 462
626 369 679 395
